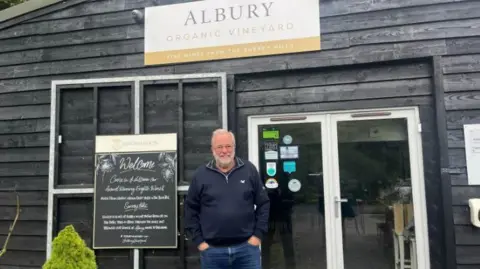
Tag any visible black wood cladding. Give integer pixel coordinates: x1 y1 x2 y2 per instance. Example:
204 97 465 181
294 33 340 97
0 0 479 268
443 50 480 265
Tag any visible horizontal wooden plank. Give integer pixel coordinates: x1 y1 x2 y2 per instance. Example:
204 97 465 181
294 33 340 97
58 171 93 186
0 132 49 148
0 119 50 134
452 186 480 205
60 140 93 157
0 147 49 163
144 120 220 133
446 110 480 129
457 246 480 264
3 264 45 269
58 197 92 223
0 10 134 40
144 256 182 269
449 148 466 168
350 18 480 46
322 1 480 34
448 130 465 148
0 220 45 236
448 167 467 175
0 162 48 177
0 90 50 107
29 0 127 22
456 225 480 245
453 205 470 225
443 54 480 74
0 105 50 120
0 25 133 54
1 206 46 221
0 235 45 251
61 122 131 139
0 191 47 206
451 173 468 186
445 91 480 111
235 61 431 92
444 73 480 92
237 78 432 108
174 40 447 75
458 266 480 269
447 36 480 55
0 177 48 191
0 0 87 31
0 54 142 80
0 250 45 267
0 39 143 67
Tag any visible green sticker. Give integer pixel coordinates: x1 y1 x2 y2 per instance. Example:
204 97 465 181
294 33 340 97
262 130 279 139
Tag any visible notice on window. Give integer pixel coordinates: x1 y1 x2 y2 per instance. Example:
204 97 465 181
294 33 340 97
465 124 480 185
280 146 299 159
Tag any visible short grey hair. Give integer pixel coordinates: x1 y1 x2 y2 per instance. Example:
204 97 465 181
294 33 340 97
211 128 236 146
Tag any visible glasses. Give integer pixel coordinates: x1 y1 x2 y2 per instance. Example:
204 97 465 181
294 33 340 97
214 144 234 151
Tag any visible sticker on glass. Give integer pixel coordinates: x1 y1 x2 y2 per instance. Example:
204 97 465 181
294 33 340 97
280 146 298 159
288 179 301 192
283 161 296 174
266 162 276 176
283 135 293 145
262 130 279 140
265 150 278 160
265 178 279 189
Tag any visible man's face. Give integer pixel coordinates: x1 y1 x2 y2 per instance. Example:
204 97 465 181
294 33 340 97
211 133 235 168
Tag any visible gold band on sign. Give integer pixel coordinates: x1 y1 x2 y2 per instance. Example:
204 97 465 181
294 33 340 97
144 36 321 65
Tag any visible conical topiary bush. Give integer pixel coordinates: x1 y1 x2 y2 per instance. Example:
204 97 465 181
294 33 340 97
42 224 97 269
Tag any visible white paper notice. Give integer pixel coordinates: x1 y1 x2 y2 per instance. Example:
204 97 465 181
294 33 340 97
464 124 480 185
280 146 299 159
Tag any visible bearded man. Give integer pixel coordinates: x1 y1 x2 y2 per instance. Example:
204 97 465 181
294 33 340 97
184 128 270 269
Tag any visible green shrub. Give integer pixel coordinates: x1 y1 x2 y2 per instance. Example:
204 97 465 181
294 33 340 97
42 225 97 269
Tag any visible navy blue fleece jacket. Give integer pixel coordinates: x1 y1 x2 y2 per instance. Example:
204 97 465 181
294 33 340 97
184 157 270 247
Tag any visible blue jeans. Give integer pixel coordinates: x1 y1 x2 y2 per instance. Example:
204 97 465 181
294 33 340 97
200 241 261 269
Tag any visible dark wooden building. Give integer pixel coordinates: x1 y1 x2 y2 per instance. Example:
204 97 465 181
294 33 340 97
0 0 479 269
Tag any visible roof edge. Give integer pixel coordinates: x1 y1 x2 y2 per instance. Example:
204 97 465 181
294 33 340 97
0 0 62 23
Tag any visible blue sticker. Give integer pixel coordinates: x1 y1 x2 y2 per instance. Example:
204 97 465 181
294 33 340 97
283 161 296 173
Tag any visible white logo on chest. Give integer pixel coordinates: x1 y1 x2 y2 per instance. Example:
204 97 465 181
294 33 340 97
240 180 245 183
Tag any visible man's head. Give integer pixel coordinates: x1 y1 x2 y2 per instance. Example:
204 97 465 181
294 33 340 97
211 129 236 169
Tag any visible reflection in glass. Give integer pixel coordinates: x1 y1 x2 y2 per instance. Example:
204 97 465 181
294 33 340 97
337 119 415 269
258 123 326 269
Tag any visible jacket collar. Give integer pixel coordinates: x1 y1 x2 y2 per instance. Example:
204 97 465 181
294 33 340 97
206 157 245 171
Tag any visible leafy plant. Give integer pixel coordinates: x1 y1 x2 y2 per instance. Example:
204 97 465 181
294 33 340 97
42 225 97 269
0 0 26 11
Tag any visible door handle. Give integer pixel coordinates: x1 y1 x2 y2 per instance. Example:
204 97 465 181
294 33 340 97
334 196 347 218
308 172 323 176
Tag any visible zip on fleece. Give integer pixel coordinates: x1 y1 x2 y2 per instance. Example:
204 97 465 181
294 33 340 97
206 158 245 183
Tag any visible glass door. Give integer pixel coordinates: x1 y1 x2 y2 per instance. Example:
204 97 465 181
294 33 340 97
248 114 335 269
248 108 429 269
328 109 429 269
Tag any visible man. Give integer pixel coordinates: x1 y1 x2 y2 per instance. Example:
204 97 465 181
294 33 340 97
184 129 270 269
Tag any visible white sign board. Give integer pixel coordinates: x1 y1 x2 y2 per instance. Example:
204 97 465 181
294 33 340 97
464 124 480 185
144 0 321 65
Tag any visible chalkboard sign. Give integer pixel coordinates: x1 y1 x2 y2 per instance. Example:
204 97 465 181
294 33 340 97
92 134 178 249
